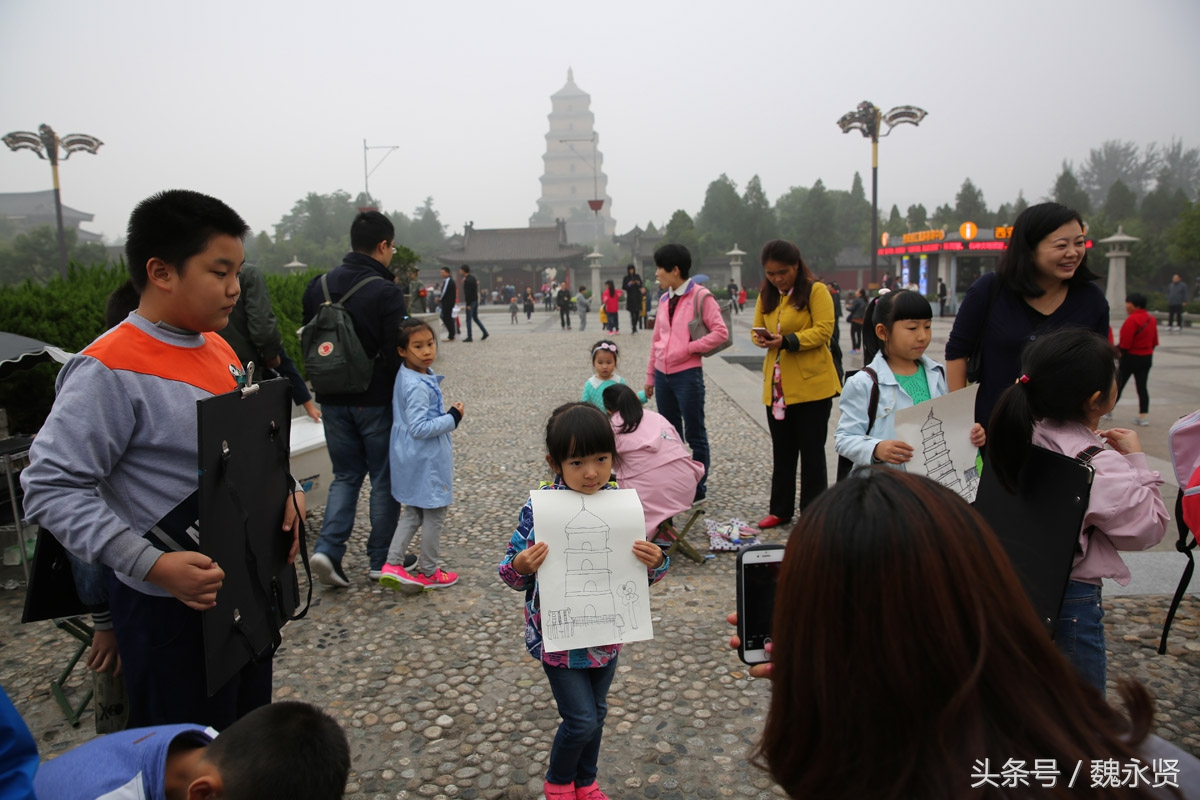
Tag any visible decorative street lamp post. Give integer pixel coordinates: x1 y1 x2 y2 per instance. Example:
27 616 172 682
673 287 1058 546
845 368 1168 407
3 124 103 281
726 244 746 290
836 102 927 286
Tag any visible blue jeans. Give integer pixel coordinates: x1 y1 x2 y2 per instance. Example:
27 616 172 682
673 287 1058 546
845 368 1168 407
316 404 401 571
1055 580 1106 693
654 367 708 496
542 658 618 786
465 301 487 339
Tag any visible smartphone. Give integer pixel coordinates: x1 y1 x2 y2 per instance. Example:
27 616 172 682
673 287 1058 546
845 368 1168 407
751 327 770 339
736 543 785 665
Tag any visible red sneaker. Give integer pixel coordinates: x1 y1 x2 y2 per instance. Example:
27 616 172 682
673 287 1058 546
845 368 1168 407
543 781 575 799
406 568 458 590
377 562 410 591
575 781 611 800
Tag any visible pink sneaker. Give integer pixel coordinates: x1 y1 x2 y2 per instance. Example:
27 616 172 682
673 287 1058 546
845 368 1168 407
575 782 610 800
543 781 575 799
405 568 458 590
377 562 410 591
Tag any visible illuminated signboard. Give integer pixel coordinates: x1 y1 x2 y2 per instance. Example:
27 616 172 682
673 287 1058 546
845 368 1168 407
876 240 1092 256
901 229 945 245
994 226 1013 239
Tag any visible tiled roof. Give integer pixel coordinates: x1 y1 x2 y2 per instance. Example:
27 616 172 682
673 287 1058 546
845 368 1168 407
436 225 588 265
0 190 93 223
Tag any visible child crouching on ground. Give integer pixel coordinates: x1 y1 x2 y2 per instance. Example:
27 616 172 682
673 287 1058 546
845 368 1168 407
379 319 462 591
498 403 668 800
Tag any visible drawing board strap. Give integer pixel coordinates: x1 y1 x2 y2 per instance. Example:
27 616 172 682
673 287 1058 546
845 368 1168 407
197 377 298 696
530 489 654 653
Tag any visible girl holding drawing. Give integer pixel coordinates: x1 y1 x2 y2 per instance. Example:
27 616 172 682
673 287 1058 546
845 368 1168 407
986 328 1168 692
835 290 986 472
498 402 668 800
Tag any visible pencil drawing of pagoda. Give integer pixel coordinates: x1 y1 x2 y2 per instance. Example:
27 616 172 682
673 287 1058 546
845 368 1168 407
919 407 979 502
545 497 628 642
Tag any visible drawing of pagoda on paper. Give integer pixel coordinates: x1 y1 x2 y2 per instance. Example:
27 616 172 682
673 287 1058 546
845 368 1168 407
893 385 980 503
530 489 653 652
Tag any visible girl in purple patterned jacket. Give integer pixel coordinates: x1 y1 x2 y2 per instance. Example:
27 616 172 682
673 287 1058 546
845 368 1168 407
498 403 668 800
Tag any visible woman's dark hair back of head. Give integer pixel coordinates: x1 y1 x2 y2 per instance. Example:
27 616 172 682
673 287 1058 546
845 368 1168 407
605 279 615 291
125 190 251 293
545 402 618 471
861 289 931 362
758 239 816 314
987 328 1117 493
602 383 644 434
1126 292 1148 309
206 701 350 800
397 318 435 350
997 202 1101 297
756 469 1156 800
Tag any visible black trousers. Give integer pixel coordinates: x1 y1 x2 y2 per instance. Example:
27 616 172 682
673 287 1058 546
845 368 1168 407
766 396 833 520
441 302 455 339
1117 352 1153 414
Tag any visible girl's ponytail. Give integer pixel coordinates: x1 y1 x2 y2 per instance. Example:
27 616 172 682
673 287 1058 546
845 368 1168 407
986 379 1037 494
861 296 883 363
602 383 644 434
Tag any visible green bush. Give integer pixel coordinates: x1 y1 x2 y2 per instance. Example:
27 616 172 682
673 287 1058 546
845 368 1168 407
0 262 321 434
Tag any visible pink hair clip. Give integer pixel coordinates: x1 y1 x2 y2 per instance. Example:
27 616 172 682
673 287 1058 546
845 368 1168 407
1018 374 1031 384
592 343 619 354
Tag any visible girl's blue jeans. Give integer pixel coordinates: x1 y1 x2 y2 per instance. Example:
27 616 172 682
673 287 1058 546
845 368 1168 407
542 657 618 786
1054 580 1106 693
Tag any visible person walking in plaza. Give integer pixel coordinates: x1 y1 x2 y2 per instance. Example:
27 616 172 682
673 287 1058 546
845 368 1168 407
727 279 740 315
737 285 747 313
937 277 948 317
751 240 840 528
498 403 669 800
459 264 489 342
623 264 644 333
644 243 727 504
437 266 457 341
735 469 1196 800
987 328 1168 692
846 289 867 354
1115 293 1159 427
303 211 407 587
378 319 461 591
557 282 573 330
574 285 591 331
582 340 645 410
1167 272 1187 332
945 202 1108 429
524 287 536 322
835 290 985 473
601 280 621 333
509 295 519 324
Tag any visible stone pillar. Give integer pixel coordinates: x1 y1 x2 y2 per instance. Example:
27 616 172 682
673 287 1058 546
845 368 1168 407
587 251 603 297
1100 227 1139 317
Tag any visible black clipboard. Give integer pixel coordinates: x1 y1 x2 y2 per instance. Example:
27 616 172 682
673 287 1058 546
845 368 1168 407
197 376 303 696
973 445 1094 637
21 529 92 623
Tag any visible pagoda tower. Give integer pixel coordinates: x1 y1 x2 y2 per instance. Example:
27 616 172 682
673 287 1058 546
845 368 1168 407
530 68 616 245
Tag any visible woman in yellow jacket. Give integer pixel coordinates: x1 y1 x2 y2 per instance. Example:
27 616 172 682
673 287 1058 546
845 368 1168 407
752 240 841 529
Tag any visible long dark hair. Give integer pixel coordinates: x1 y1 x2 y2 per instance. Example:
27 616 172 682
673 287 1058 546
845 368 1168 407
544 402 619 473
987 328 1117 493
601 383 643 434
861 289 931 364
997 202 1101 297
758 239 815 314
756 469 1162 800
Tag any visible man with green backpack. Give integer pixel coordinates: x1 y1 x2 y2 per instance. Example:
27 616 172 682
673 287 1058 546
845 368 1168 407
301 211 407 588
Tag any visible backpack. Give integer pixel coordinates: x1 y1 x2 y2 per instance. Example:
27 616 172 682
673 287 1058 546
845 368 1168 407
687 286 733 356
1158 408 1200 653
835 367 878 481
301 274 383 395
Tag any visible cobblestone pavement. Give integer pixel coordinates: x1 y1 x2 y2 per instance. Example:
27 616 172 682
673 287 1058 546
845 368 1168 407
2 311 1198 799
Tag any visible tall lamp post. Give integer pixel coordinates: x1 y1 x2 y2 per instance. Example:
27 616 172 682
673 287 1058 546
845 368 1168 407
3 124 103 281
836 102 927 286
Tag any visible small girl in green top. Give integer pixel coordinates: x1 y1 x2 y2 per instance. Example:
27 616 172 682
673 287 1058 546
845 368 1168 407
834 290 985 470
581 340 646 410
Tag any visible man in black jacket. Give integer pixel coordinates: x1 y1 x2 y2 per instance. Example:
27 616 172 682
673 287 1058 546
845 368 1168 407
301 212 407 587
438 266 457 340
460 264 488 342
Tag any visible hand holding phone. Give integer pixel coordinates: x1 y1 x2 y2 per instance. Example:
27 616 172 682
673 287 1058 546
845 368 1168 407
736 543 785 665
752 327 770 340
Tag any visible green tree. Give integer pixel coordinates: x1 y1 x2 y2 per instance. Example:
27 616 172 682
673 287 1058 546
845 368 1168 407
1052 162 1091 214
1168 201 1200 268
884 204 905 238
660 209 702 259
740 175 777 254
905 203 928 232
695 174 744 257
1014 192 1029 216
930 203 955 229
774 185 810 245
1141 174 1190 231
1079 140 1160 208
797 180 839 273
836 172 873 249
1158 138 1200 201
954 178 990 225
0 226 110 286
1103 179 1137 221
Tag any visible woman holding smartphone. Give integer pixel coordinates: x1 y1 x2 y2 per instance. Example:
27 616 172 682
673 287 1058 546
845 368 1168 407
751 239 841 530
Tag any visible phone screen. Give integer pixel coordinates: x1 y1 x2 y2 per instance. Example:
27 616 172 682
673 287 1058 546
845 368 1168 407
741 560 782 652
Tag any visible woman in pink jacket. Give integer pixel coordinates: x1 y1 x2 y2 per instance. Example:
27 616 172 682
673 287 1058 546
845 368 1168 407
602 383 704 535
643 244 729 503
987 328 1168 693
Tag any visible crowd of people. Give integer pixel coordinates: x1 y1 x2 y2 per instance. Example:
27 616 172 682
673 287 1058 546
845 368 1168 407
6 193 1196 798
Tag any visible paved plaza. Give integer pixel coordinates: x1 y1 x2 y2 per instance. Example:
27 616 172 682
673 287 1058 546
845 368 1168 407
2 305 1198 799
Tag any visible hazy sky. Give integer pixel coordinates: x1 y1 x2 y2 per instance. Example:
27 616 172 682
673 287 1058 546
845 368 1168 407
3 0 1198 247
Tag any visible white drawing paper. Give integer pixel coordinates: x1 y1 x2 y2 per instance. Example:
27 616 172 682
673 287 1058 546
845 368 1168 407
893 385 981 503
530 489 654 652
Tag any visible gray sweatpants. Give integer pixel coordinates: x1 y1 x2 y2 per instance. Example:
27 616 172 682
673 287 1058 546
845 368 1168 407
386 505 447 576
